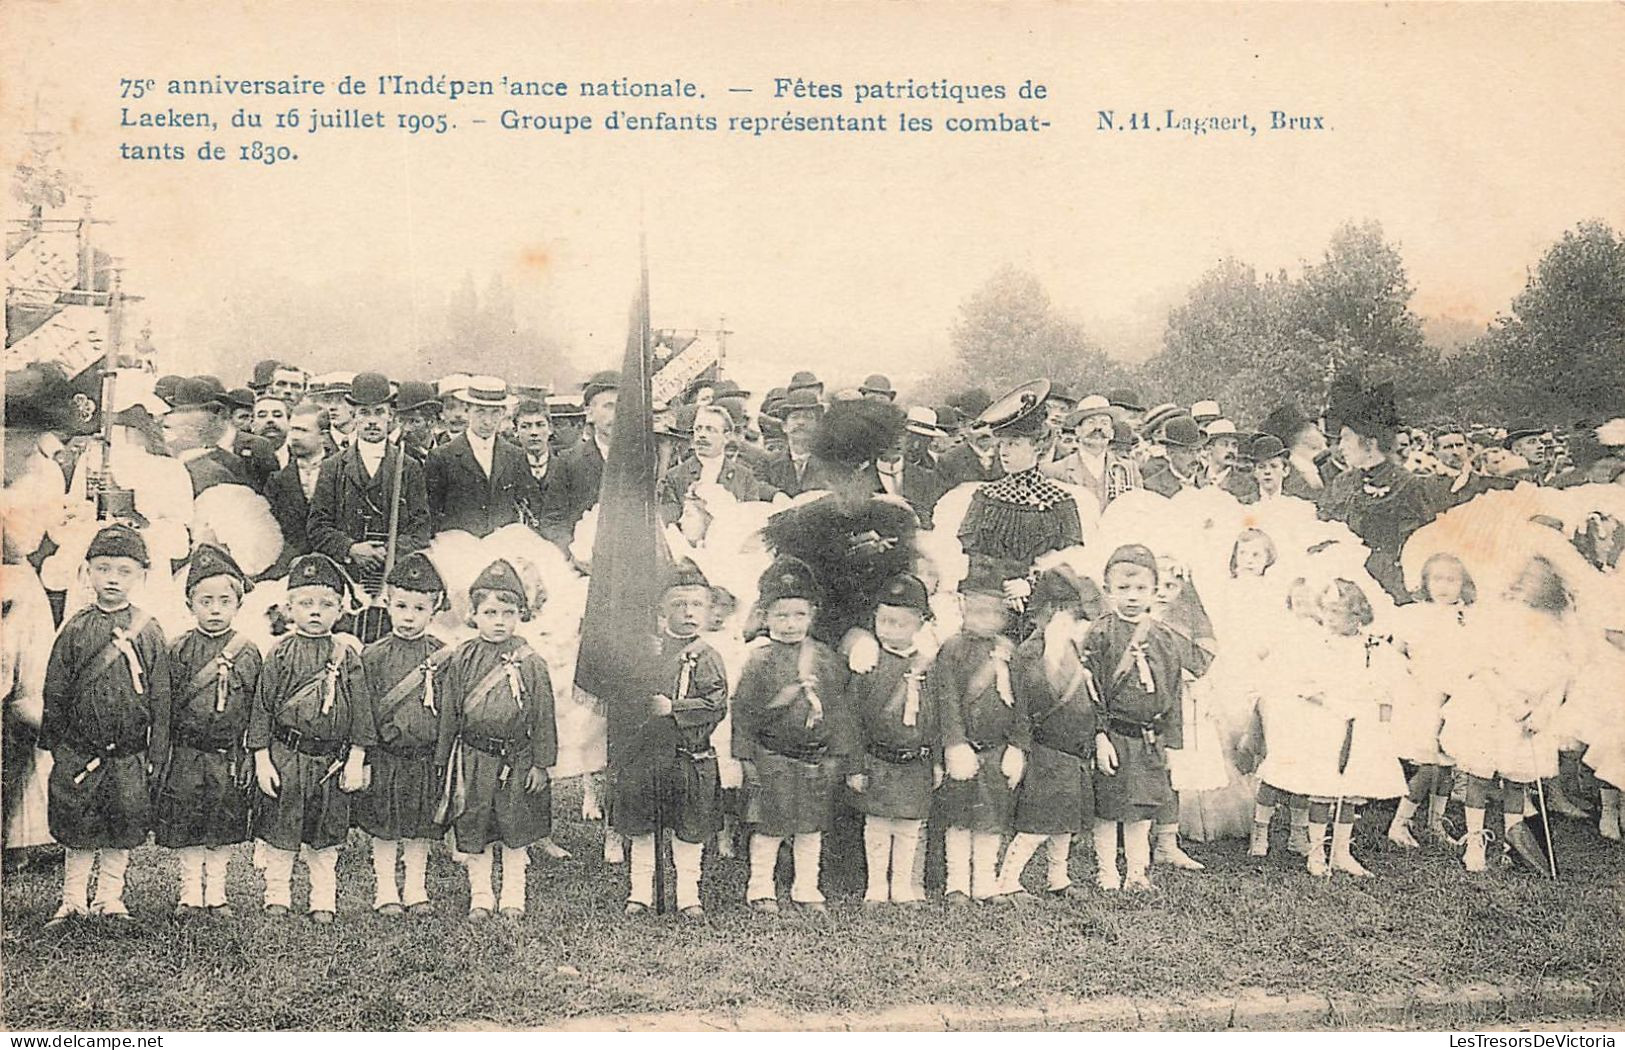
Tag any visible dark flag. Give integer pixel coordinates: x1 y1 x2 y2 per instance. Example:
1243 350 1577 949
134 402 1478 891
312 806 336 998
574 238 671 824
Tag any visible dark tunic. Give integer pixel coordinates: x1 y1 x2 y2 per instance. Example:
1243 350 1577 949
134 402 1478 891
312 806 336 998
611 633 729 842
42 604 172 849
155 628 260 847
1320 460 1435 604
732 638 853 837
246 632 376 851
359 632 447 840
931 632 1031 831
1082 614 1188 822
847 646 938 821
433 636 557 853
1011 634 1095 834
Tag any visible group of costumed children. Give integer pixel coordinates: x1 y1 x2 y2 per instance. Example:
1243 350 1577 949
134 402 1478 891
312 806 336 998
39 502 1624 924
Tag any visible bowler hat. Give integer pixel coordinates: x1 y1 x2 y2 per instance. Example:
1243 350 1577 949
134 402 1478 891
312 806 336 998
396 381 441 415
859 374 896 399
345 372 398 407
581 371 620 407
1160 415 1203 448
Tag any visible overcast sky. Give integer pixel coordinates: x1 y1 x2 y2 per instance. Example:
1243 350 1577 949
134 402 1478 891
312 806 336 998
6 2 1622 399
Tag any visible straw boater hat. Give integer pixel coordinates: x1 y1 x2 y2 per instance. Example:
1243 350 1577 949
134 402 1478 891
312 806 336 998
455 376 517 408
436 373 473 400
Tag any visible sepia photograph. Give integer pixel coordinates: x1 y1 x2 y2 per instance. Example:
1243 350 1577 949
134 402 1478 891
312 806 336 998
1 0 1622 1037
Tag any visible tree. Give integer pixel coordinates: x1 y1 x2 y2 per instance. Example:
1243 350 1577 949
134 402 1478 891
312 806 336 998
1142 221 1447 427
933 266 1131 400
1467 220 1625 424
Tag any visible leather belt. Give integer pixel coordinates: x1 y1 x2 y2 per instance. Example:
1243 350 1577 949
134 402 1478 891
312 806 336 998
868 742 930 765
273 724 344 757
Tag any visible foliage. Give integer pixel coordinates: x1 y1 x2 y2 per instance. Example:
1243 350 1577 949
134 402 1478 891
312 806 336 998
1464 220 1625 425
1144 221 1448 427
926 266 1134 402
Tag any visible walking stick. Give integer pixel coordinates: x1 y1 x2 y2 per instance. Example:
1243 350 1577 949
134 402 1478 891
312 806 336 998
1530 737 1559 880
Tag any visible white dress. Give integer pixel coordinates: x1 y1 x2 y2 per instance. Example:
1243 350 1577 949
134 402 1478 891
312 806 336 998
1258 630 1408 801
1390 601 1475 765
1439 601 1571 783
1 564 55 848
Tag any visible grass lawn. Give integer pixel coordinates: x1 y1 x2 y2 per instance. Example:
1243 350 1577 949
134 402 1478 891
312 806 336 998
3 781 1622 1031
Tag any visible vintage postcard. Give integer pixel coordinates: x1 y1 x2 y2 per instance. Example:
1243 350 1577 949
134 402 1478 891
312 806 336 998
2 0 1623 1037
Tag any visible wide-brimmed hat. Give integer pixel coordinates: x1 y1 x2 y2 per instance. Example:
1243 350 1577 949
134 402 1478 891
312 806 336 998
905 405 948 438
456 375 518 408
773 387 825 420
787 370 823 395
1067 394 1114 427
1202 418 1241 443
1140 403 1184 438
1190 399 1222 423
978 379 1050 437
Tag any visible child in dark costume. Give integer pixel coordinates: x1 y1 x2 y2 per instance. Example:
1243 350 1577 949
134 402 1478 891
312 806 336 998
156 543 259 918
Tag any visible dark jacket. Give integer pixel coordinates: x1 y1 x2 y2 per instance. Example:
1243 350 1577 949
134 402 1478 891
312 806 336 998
184 448 247 498
657 452 778 522
936 442 1005 488
424 433 541 538
262 459 316 577
306 441 430 581
538 436 606 547
230 431 280 493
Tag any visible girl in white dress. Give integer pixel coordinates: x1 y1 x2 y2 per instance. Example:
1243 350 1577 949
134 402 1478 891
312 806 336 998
1439 554 1574 873
1258 579 1409 876
1386 553 1476 847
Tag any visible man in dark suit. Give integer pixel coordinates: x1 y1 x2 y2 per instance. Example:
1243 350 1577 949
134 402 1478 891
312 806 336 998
1140 415 1207 497
758 388 825 496
261 402 330 577
160 378 249 497
657 404 778 522
306 373 430 591
425 377 540 537
540 371 618 549
876 410 944 527
935 419 1005 487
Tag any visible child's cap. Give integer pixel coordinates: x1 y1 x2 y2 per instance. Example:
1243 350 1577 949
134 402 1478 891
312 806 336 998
287 552 351 597
1032 564 1105 619
470 558 530 617
957 564 1005 598
86 523 149 567
1103 543 1159 583
186 542 250 595
387 550 446 594
876 572 929 614
665 557 711 593
758 556 819 606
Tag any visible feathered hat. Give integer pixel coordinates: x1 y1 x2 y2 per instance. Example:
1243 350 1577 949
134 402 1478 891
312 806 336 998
810 399 905 469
